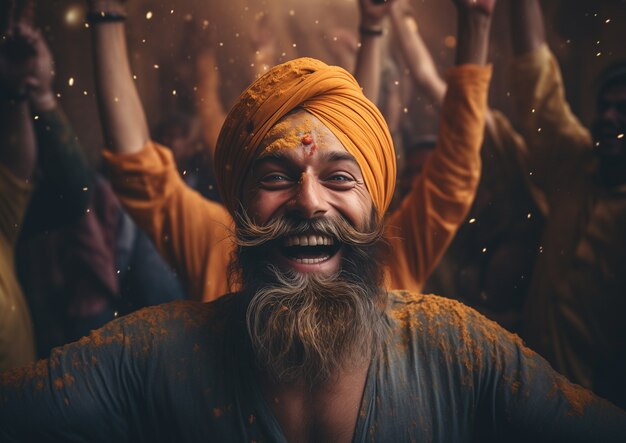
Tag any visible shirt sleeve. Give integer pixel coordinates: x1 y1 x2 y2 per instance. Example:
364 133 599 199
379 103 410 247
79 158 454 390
403 294 626 441
510 44 592 195
0 315 138 442
384 64 492 292
0 301 224 443
460 301 626 441
102 142 234 301
484 110 548 217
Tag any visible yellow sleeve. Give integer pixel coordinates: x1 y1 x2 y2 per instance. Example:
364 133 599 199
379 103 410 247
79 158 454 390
0 163 33 248
0 164 36 370
484 110 548 217
510 44 592 192
102 141 234 302
384 65 491 292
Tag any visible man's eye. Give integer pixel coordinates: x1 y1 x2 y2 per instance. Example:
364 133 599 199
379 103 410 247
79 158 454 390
262 174 289 182
328 174 353 182
325 174 356 189
259 174 294 188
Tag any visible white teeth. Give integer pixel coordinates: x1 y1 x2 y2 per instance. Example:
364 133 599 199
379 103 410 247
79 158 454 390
294 256 330 264
284 234 334 247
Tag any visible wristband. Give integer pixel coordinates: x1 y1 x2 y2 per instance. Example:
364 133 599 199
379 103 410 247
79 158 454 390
86 11 127 24
359 26 384 36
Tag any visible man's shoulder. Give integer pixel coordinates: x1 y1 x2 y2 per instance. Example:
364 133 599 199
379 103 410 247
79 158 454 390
108 294 243 342
387 290 480 324
385 290 526 354
386 291 471 341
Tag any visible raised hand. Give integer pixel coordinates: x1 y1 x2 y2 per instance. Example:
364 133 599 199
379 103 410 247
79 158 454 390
23 26 55 111
0 22 55 110
452 0 497 16
359 0 399 27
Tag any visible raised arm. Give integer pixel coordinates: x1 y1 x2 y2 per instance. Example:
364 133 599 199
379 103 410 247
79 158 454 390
389 0 506 142
0 9 38 371
384 0 494 291
353 0 398 105
18 21 93 234
195 26 227 161
509 0 591 190
389 0 446 105
510 0 545 57
0 22 36 180
87 0 149 154
87 1 233 302
453 0 494 66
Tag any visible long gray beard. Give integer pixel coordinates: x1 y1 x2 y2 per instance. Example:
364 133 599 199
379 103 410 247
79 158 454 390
245 267 388 385
232 212 390 385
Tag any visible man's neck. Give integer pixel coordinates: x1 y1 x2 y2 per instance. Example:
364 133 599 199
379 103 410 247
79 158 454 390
260 363 370 443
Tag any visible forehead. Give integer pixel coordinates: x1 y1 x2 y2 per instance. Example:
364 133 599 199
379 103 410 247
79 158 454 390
259 110 349 158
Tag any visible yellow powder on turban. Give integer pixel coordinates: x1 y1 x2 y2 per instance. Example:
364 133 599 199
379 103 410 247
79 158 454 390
214 57 396 221
262 120 306 154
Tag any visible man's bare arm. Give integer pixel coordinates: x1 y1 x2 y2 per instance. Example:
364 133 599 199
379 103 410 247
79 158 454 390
21 22 94 234
196 47 225 161
88 0 149 154
508 0 590 190
353 0 397 105
389 1 446 105
510 0 546 56
454 0 496 66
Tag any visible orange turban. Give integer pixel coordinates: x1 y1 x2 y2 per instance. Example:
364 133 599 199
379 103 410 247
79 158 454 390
214 57 396 221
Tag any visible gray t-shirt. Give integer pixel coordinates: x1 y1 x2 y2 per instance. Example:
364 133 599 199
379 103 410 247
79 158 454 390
1 291 624 442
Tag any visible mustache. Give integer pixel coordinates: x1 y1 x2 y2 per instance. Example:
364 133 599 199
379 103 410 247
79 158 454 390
232 210 383 248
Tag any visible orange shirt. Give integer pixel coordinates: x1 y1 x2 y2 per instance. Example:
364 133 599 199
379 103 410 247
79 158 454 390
103 64 491 302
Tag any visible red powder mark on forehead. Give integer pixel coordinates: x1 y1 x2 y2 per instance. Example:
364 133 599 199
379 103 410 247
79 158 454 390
308 144 318 156
301 134 313 145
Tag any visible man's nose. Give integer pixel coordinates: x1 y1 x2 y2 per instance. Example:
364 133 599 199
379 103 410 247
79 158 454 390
287 173 329 219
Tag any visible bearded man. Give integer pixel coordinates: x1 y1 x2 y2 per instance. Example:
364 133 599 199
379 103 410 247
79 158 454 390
2 72 625 443
2 68 625 443
94 0 488 304
2 1 626 441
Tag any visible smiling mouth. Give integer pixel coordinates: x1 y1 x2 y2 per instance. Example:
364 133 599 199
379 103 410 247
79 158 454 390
278 233 341 264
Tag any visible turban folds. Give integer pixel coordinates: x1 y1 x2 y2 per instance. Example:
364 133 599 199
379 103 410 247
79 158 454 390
214 57 396 221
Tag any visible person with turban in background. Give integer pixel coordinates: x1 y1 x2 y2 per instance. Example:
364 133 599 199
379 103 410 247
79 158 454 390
2 0 625 440
95 0 487 305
